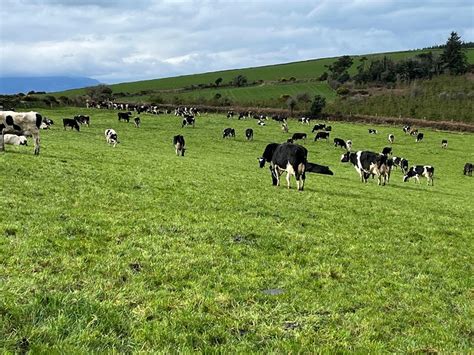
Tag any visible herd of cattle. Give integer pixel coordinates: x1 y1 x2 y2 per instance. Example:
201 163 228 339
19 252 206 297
1 107 473 191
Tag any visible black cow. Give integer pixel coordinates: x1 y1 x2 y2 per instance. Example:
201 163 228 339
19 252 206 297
324 126 332 131
245 128 254 141
118 112 132 122
403 165 434 186
311 123 325 132
223 128 235 138
173 135 186 156
416 133 424 142
286 138 294 143
314 131 330 141
410 128 419 136
333 138 347 149
292 132 307 141
74 115 90 126
381 147 392 156
63 118 80 131
341 151 390 185
134 117 141 128
368 129 378 134
259 143 333 191
227 111 234 118
463 163 472 176
391 157 409 174
182 115 195 128
441 139 448 148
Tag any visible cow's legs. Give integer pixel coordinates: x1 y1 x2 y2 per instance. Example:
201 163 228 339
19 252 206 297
415 175 420 184
0 130 4 152
32 132 40 155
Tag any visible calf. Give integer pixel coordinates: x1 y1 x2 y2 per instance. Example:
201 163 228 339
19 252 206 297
134 117 141 128
341 151 390 185
403 165 434 186
441 139 448 148
223 128 235 138
1 111 42 155
173 135 186 156
292 132 307 142
41 117 54 129
391 156 409 174
368 129 378 134
182 115 195 128
333 138 347 149
314 131 329 141
245 128 254 141
118 111 132 122
105 129 119 147
381 147 392 156
346 140 353 151
416 133 424 142
63 118 80 131
311 123 325 132
3 134 27 146
463 163 473 176
388 134 394 144
74 115 90 126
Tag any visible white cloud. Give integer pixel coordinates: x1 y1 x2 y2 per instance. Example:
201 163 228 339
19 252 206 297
0 0 472 83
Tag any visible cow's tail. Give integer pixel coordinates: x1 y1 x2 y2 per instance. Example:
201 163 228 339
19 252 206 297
306 162 334 175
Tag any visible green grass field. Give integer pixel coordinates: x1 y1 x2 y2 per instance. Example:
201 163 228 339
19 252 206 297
1 108 473 352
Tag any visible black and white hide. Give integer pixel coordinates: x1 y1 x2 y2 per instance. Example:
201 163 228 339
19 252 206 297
63 118 80 131
0 111 42 154
388 134 394 144
403 165 434 186
182 115 195 128
134 117 141 128
105 129 119 147
403 125 411 134
74 115 90 126
291 132 307 142
311 123 325 132
391 156 409 174
463 163 473 176
173 135 186 156
333 138 347 149
281 122 289 133
245 128 254 140
118 112 132 122
381 147 392 156
341 151 390 185
346 140 352 151
441 139 448 148
368 129 378 134
223 128 235 138
314 131 330 141
416 133 424 142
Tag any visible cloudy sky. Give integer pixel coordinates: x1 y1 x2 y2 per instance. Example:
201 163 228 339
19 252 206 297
0 0 472 84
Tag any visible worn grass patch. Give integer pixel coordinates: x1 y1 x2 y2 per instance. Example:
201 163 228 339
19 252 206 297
0 107 473 352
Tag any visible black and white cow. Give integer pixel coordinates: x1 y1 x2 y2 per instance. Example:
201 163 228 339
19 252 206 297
391 156 409 174
403 165 434 186
74 115 90 126
463 163 473 176
286 138 294 143
441 139 448 148
227 111 234 118
388 134 394 144
105 129 119 147
118 112 132 122
410 128 419 136
134 117 141 128
299 117 310 125
245 128 254 140
324 126 332 131
314 131 330 141
3 134 27 146
346 140 352 151
257 119 266 126
182 115 195 128
223 128 235 138
0 111 42 155
291 133 307 142
63 118 80 131
341 151 390 185
259 142 333 191
333 138 347 149
311 123 325 132
368 129 378 134
381 146 392 156
173 135 185 156
40 117 54 129
416 133 424 142
281 122 289 133
403 125 411 134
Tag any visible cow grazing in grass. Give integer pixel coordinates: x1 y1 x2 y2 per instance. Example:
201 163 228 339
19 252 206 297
74 115 90 127
182 115 195 128
341 151 390 185
391 156 409 174
223 128 235 138
314 131 329 141
463 163 472 176
292 132 307 142
245 128 254 141
3 134 27 146
227 111 234 118
441 139 448 148
118 111 132 122
105 129 119 147
388 134 394 144
410 128 419 136
368 129 378 134
403 125 411 134
0 111 42 155
416 133 424 142
259 142 333 191
257 119 266 126
134 117 141 128
173 135 185 156
299 117 310 125
333 138 347 149
281 122 289 133
312 123 325 132
63 118 80 131
381 147 392 156
324 126 332 131
403 165 434 186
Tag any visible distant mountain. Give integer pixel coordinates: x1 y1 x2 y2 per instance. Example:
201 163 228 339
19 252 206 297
0 76 100 94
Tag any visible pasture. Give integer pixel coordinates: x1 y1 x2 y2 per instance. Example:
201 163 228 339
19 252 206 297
1 107 473 352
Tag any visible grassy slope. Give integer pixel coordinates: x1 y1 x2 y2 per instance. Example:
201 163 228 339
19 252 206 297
1 108 473 352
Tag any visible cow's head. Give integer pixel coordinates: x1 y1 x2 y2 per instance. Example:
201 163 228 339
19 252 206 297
258 157 266 168
340 152 350 162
